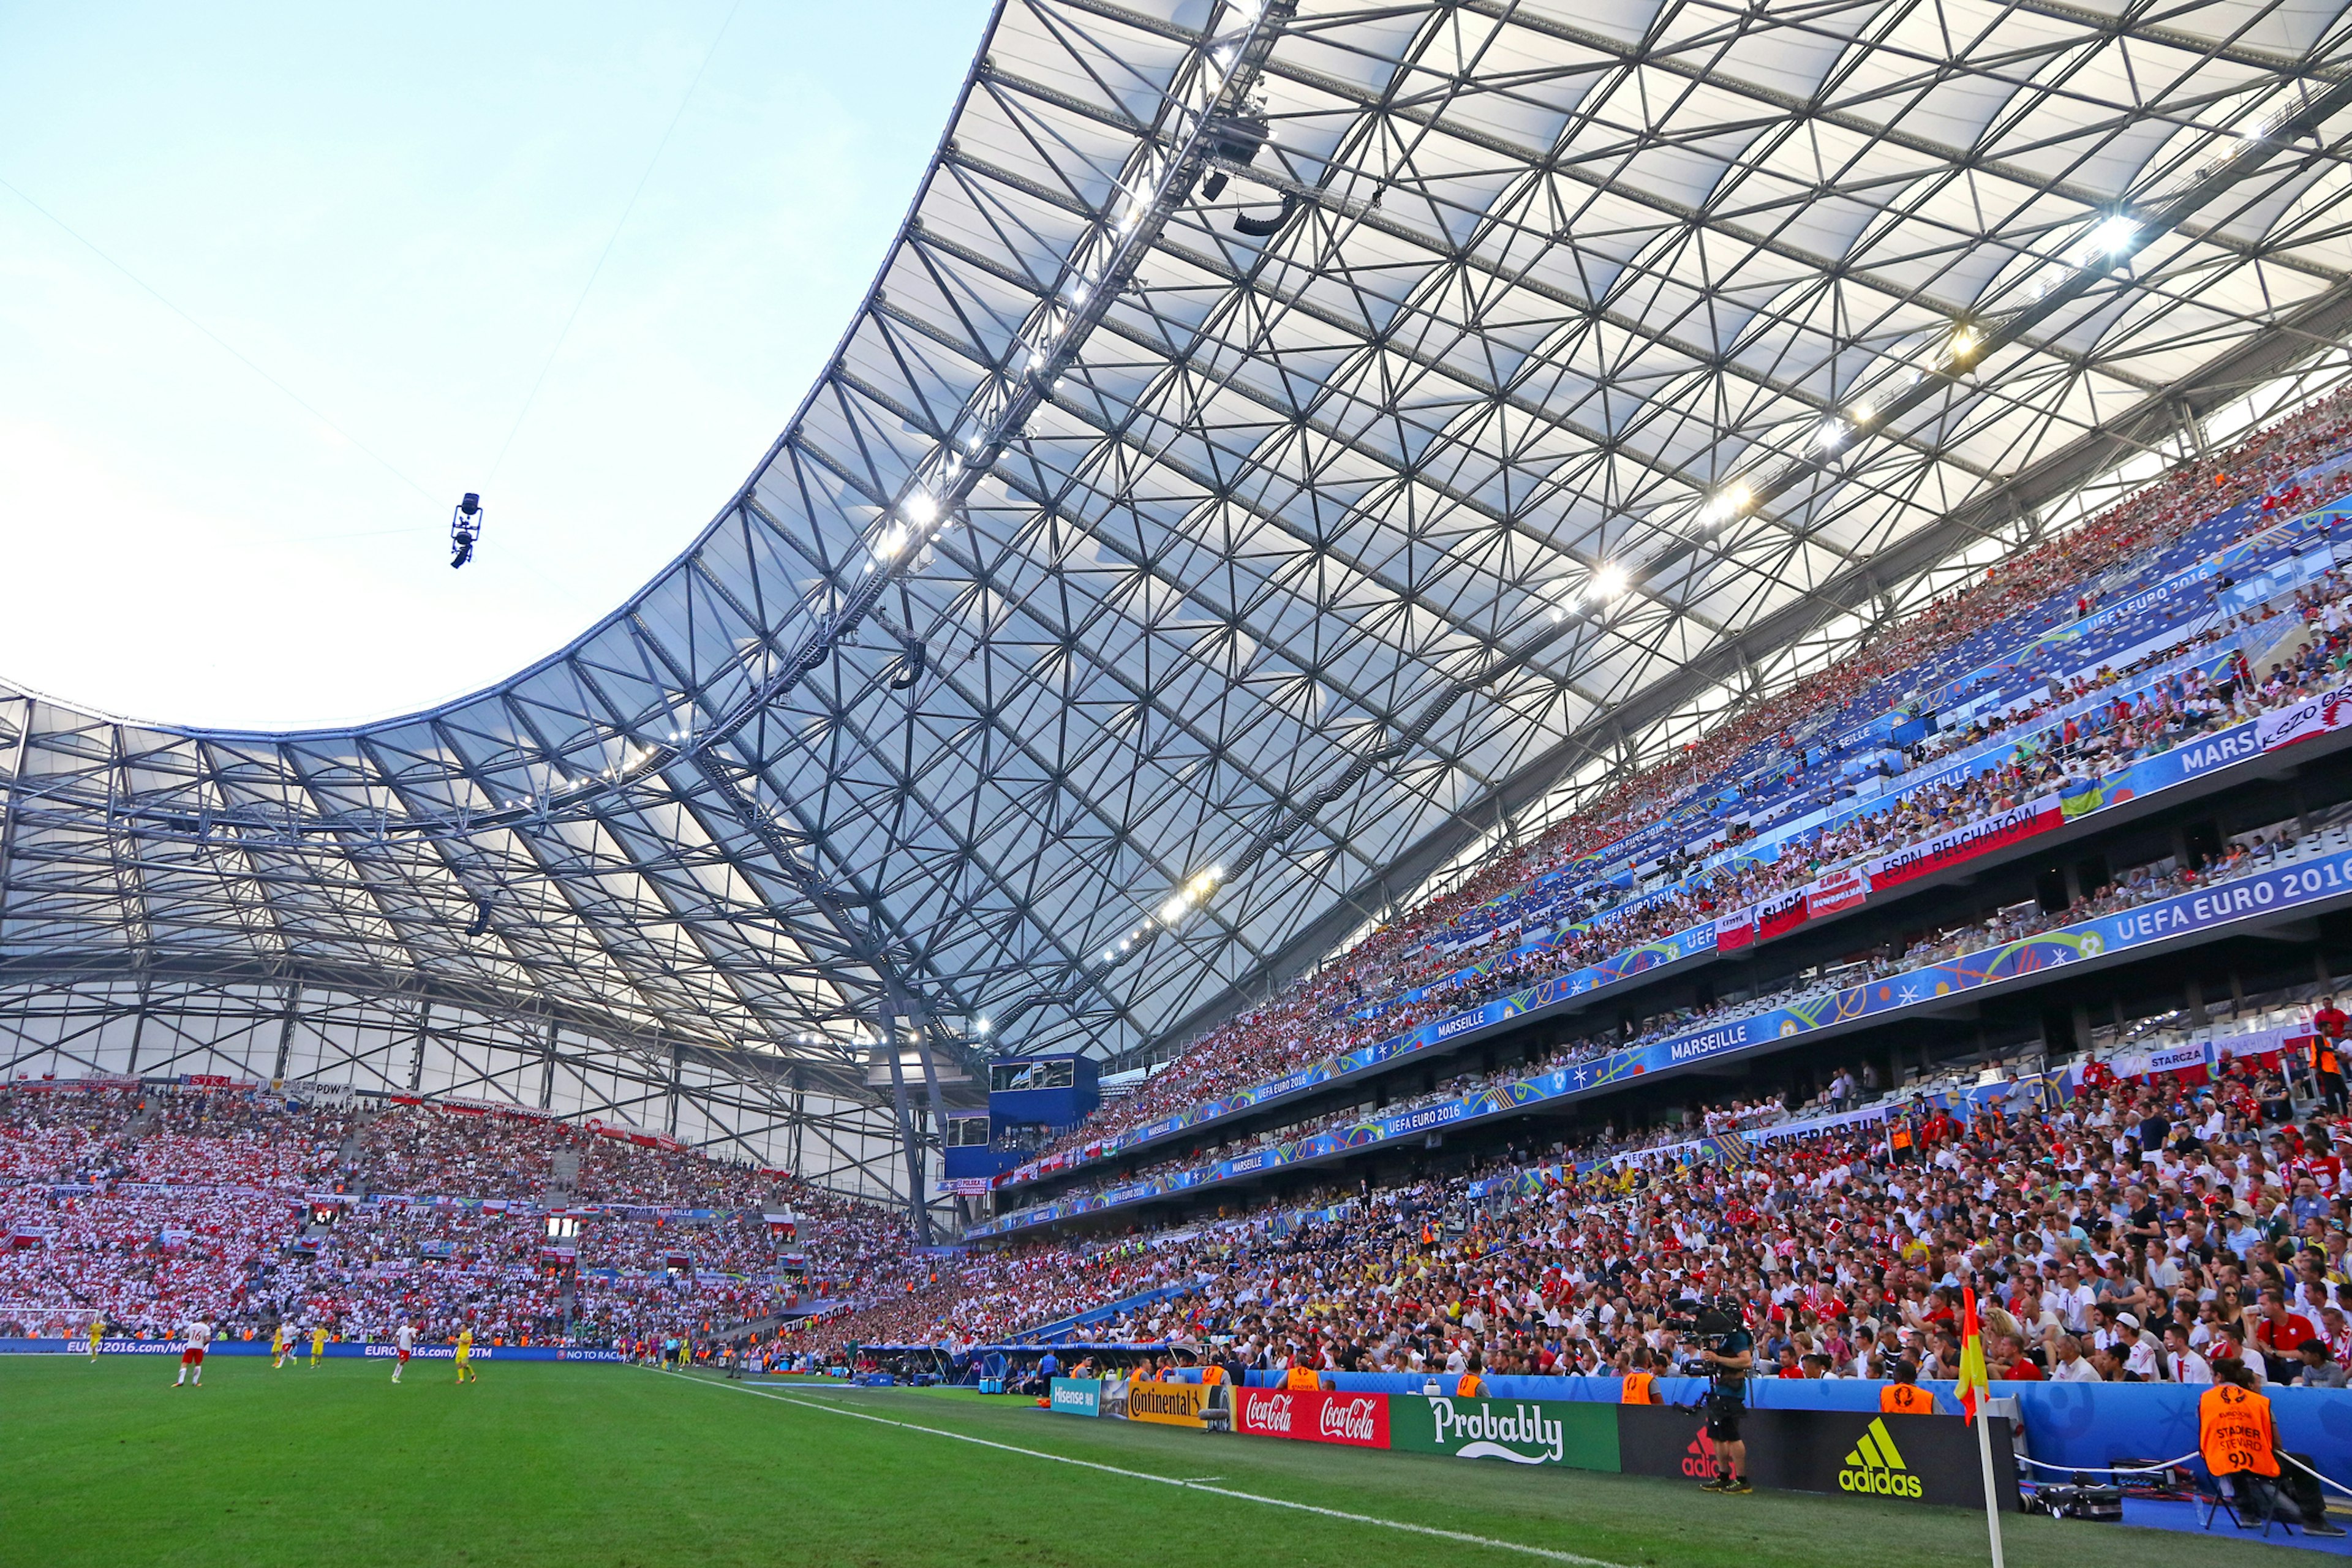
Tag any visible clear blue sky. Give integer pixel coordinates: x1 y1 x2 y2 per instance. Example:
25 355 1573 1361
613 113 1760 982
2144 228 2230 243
0 0 990 728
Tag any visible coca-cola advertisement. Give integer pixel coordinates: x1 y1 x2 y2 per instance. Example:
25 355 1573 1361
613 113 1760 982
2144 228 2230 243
1235 1387 1390 1449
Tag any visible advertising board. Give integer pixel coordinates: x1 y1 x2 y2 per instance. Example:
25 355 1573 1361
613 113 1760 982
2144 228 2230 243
1233 1387 1389 1448
1389 1395 1619 1471
1048 1377 1102 1417
1124 1378 1211 1428
1616 1407 2018 1508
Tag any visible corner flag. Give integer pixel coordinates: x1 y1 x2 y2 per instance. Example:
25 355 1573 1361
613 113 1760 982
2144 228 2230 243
1957 1284 1991 1424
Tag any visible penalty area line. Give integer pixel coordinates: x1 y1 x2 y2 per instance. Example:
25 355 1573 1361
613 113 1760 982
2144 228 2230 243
665 1371 1630 1567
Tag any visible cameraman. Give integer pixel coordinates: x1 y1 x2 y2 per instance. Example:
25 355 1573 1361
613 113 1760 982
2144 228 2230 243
1694 1305 1755 1495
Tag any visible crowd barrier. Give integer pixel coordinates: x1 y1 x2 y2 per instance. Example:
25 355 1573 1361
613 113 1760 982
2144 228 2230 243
1238 1371 2352 1490
0 1337 628 1363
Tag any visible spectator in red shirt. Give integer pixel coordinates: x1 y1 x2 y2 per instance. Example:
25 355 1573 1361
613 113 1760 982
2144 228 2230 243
1996 1334 2044 1381
2255 1287 2321 1380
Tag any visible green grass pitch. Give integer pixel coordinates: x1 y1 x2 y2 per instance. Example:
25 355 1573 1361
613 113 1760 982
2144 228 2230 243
0 1357 2308 1568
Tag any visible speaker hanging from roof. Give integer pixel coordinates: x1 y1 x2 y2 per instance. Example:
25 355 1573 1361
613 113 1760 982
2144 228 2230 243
1233 192 1298 238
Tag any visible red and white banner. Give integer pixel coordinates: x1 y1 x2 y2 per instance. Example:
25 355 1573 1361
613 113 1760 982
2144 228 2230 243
1755 888 1809 943
1235 1387 1390 1448
582 1117 684 1153
1865 797 2060 892
1803 866 1870 919
1714 908 1755 951
2258 692 2352 752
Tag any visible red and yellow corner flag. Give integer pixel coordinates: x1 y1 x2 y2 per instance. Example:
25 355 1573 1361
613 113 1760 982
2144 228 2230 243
1958 1284 1991 1424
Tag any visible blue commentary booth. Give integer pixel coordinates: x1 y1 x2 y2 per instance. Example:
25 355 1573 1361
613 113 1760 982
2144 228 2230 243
940 1114 1024 1185
987 1054 1099 1131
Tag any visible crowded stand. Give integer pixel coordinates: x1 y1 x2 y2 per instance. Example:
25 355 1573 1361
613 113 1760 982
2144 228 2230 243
816 1033 2352 1404
989 692 2352 1226
0 1085 143 1183
0 1084 911 1347
995 388 2352 1188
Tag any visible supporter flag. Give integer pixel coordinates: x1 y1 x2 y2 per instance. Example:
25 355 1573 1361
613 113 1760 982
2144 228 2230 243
1956 1284 1991 1424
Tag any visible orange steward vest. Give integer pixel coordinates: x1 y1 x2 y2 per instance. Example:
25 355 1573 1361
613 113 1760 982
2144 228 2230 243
2200 1384 2280 1478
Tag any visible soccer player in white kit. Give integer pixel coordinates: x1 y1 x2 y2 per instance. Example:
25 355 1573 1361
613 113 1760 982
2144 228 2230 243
172 1318 212 1387
391 1320 416 1383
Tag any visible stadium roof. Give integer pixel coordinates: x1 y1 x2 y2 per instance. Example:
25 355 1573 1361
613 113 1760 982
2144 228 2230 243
7 0 2352 1097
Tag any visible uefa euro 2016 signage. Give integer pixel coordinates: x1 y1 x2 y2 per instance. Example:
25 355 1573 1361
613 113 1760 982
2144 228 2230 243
1047 1377 1101 1417
1124 1378 1210 1428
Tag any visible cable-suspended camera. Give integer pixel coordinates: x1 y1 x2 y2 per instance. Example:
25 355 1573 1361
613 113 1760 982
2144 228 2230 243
450 492 484 569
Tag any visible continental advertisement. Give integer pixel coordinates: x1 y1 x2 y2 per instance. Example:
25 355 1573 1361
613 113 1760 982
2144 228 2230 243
1125 1378 1211 1428
1388 1395 1620 1471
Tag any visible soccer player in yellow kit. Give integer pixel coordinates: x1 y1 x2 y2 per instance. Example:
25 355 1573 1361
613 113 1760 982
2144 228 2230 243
87 1316 104 1363
309 1324 329 1368
454 1327 477 1385
271 1322 290 1369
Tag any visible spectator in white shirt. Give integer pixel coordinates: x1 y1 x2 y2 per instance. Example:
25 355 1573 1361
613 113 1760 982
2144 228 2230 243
2163 1324 2214 1384
2047 1332 2101 1382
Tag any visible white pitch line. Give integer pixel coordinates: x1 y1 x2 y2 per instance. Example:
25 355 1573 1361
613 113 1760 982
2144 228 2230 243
667 1372 1632 1567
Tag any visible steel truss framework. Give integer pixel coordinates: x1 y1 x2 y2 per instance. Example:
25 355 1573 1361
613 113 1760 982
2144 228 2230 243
7 0 2352 1196
0 974 910 1202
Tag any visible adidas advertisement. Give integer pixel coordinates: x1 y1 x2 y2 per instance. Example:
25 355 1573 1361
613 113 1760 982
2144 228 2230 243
1839 1417 1921 1496
1618 1407 2019 1510
1389 1395 1620 1472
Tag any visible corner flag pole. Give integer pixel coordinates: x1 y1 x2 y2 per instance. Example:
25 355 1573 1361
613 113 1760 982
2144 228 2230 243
1961 1281 2006 1568
1956 1288 2013 1568
1973 1394 2007 1568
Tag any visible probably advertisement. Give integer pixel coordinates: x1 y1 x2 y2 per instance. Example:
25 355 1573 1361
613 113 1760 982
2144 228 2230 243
1048 1377 1102 1417
1124 1378 1212 1428
1234 1387 1390 1449
1616 1408 2018 1509
1389 1395 1619 1471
